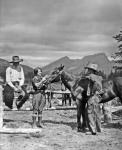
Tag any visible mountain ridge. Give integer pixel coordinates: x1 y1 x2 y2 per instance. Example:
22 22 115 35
0 53 114 83
42 53 113 75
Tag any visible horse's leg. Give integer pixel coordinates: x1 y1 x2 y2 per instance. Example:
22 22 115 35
65 94 67 105
68 94 71 106
76 99 82 132
47 93 50 108
62 93 66 106
48 92 52 108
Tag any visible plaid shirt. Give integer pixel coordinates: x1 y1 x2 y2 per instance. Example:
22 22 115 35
86 74 103 96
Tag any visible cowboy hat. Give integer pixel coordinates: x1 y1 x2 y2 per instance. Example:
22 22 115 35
85 63 98 72
10 56 23 63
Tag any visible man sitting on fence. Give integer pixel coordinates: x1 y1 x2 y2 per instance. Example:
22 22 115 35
3 56 29 110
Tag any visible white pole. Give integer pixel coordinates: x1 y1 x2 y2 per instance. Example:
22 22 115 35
0 85 3 129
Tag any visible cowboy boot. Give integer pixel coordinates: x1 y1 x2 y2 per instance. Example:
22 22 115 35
32 116 37 128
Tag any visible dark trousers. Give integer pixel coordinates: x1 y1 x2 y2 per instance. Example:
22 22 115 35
76 98 87 129
3 84 29 109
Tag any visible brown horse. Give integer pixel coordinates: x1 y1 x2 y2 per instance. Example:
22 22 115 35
58 70 122 131
60 71 89 131
44 66 122 132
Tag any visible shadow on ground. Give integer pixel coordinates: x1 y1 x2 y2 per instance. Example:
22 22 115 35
103 122 122 129
43 120 76 130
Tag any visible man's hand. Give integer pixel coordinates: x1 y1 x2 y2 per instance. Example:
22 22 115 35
14 86 22 93
13 87 18 92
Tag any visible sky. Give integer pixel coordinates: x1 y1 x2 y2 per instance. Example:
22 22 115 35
0 0 122 68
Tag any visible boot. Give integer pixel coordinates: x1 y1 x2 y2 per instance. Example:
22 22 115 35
32 116 37 128
37 115 43 128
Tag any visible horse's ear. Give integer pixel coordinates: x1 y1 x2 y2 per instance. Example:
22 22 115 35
58 64 64 71
61 65 64 70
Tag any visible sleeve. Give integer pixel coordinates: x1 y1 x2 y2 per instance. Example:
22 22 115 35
20 67 25 86
74 86 84 99
32 77 37 90
32 77 39 87
6 67 15 88
92 76 103 95
32 76 46 90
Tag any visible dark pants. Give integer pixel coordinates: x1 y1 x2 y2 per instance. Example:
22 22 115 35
76 98 87 130
3 84 29 109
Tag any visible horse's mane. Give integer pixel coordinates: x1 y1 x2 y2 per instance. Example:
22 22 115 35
60 71 90 92
61 71 76 81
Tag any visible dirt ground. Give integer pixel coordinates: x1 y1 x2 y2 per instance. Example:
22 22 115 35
0 104 122 150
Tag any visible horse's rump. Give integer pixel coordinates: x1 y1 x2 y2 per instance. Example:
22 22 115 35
3 84 15 109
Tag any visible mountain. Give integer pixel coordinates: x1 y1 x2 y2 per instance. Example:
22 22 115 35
0 53 113 84
42 53 113 75
0 58 33 83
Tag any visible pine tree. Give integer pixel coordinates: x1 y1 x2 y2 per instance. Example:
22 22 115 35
112 29 122 73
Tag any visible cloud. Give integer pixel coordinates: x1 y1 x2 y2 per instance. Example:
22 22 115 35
0 24 42 35
0 0 122 66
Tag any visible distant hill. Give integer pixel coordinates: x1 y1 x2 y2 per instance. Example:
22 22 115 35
42 53 113 75
0 58 33 83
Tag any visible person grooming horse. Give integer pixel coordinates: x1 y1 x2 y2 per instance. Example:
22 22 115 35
32 67 48 128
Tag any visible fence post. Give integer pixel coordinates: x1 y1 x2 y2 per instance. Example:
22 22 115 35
0 85 3 129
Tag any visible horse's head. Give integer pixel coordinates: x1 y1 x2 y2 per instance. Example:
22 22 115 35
49 64 64 83
51 64 64 75
100 80 117 103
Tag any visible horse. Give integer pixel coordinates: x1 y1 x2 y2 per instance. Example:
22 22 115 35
101 77 122 103
59 71 89 130
55 69 122 131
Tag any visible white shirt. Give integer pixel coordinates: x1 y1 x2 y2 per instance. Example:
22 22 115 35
6 66 25 88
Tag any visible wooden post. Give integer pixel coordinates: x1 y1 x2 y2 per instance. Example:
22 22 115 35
0 85 3 129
